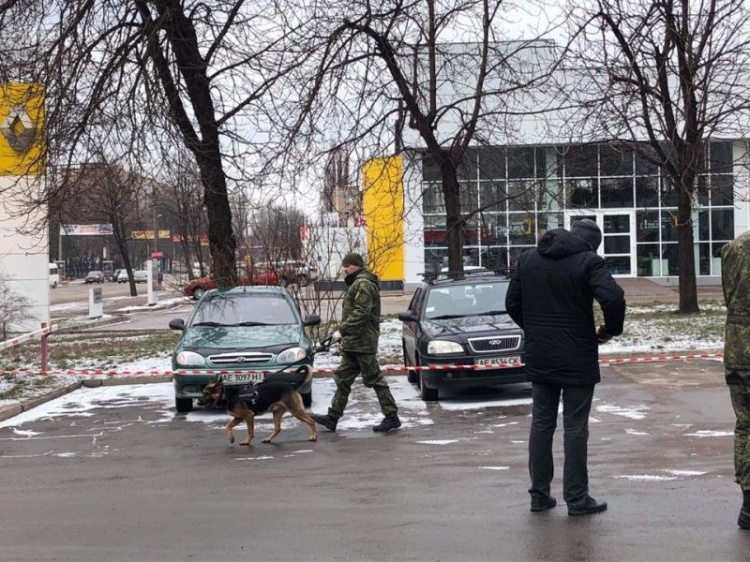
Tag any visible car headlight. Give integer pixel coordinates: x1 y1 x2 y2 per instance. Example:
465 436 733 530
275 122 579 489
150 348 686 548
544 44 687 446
175 351 206 367
427 340 464 355
277 347 307 364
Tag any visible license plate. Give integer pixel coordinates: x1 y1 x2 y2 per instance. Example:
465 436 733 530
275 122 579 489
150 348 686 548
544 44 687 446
475 356 522 367
221 372 265 385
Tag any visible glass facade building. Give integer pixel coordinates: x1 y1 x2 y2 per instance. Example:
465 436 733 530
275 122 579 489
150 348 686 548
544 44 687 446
419 141 739 278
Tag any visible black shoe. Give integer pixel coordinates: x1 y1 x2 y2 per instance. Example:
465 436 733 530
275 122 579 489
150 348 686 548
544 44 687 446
739 507 750 530
311 414 337 432
567 496 608 516
373 415 402 432
530 495 557 512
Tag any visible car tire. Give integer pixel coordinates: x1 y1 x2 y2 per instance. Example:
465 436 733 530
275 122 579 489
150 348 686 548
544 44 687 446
193 287 206 300
404 342 419 385
175 397 193 413
301 390 312 408
419 371 438 401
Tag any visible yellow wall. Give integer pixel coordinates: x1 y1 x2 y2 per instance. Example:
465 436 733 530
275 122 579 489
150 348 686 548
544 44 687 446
362 156 404 282
0 83 45 176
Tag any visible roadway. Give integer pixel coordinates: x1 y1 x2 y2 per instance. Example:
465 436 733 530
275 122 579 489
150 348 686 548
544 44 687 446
0 358 747 561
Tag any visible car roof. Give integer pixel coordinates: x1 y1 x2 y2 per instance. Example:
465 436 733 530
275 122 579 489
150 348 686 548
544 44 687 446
421 269 511 288
205 285 291 297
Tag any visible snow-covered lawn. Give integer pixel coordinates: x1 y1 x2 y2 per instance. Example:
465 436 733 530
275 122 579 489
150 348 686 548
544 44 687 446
0 301 728 408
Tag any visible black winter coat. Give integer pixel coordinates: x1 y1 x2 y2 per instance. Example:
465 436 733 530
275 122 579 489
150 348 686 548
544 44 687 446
505 229 626 386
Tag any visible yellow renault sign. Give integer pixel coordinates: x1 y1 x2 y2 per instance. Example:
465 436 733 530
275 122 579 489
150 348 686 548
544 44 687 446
0 83 44 176
362 156 404 283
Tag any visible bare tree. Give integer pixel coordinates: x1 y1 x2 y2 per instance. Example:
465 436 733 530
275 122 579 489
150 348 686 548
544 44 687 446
0 272 32 339
249 205 306 274
563 0 750 312
0 1 316 288
262 0 560 274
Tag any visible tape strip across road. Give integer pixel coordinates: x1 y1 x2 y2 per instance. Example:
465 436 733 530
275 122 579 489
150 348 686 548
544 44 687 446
0 352 725 377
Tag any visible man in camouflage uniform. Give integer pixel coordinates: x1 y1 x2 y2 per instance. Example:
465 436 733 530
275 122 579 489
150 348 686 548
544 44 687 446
721 231 750 530
312 252 401 432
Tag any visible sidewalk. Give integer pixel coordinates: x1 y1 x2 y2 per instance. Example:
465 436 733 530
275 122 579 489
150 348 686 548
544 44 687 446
617 278 724 304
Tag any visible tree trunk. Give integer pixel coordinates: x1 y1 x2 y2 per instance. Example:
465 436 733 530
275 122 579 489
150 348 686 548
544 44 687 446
197 154 237 288
677 180 699 312
440 156 464 275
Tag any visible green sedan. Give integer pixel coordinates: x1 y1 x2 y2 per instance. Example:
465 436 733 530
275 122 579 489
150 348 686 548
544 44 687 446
169 286 320 413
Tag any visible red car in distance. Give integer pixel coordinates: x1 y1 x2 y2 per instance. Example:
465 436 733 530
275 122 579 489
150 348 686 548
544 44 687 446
183 265 279 300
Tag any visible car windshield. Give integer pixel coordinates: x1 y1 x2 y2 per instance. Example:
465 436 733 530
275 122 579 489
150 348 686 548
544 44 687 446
191 294 297 326
424 281 509 320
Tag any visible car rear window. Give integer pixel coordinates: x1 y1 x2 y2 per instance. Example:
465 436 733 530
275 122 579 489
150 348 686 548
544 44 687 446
192 294 297 326
425 281 509 319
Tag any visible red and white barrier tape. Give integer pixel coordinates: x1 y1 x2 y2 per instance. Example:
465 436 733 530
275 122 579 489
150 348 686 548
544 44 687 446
0 325 56 353
0 352 724 377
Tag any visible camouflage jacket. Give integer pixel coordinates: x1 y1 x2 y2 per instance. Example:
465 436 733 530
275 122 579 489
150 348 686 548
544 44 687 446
722 231 750 382
339 268 381 354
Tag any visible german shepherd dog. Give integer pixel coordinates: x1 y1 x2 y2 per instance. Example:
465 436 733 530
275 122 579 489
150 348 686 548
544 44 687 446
200 366 317 445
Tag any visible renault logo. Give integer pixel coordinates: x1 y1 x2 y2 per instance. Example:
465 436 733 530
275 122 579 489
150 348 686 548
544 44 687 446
1 106 36 153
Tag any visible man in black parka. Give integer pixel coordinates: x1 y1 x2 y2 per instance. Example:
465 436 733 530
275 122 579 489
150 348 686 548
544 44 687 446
505 219 626 516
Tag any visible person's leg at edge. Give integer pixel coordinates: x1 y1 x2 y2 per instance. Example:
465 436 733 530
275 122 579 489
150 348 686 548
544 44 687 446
728 380 750 529
529 383 561 505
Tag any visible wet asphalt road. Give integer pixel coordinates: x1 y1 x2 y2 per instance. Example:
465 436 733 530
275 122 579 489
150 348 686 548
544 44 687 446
0 359 748 561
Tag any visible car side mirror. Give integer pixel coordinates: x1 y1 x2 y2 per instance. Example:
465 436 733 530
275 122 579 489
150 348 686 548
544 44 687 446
169 318 185 331
398 311 418 322
303 314 321 326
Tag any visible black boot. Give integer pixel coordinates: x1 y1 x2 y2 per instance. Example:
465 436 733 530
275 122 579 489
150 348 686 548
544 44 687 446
373 415 402 432
311 413 338 432
739 490 750 530
530 495 557 512
567 495 608 516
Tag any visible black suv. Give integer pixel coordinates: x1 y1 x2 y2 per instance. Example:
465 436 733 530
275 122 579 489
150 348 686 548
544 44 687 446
399 270 527 401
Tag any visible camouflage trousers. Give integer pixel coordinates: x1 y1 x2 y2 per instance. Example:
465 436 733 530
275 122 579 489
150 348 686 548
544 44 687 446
328 351 398 419
728 370 750 490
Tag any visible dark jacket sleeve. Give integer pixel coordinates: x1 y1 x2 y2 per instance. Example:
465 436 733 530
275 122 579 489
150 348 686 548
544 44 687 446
505 257 525 329
587 256 626 336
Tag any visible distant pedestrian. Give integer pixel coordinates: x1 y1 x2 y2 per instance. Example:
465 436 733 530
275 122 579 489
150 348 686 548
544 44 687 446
505 219 626 516
312 252 401 432
720 231 750 530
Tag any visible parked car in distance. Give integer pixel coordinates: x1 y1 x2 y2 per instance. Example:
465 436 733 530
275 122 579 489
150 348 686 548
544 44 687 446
168 286 321 413
84 270 105 284
109 269 122 282
399 269 527 401
183 265 279 300
117 269 148 284
276 260 315 287
48 263 60 288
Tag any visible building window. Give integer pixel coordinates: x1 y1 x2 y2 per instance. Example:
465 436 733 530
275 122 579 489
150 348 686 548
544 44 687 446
600 177 634 208
566 179 597 208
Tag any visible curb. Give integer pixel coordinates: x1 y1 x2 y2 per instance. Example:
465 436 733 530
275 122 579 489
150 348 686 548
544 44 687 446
0 381 83 423
0 377 173 423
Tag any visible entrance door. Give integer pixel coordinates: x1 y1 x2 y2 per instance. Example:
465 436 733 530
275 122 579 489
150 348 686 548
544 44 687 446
565 211 636 277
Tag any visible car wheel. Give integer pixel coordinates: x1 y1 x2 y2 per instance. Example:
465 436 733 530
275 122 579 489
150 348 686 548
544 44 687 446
403 342 419 385
193 287 205 300
301 390 312 408
419 371 438 401
175 397 193 413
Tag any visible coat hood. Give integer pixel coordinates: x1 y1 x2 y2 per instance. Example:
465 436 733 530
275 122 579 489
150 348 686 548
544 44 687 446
537 228 595 259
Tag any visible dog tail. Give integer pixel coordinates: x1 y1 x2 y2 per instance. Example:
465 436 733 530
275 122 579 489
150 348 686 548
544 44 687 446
295 364 314 390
